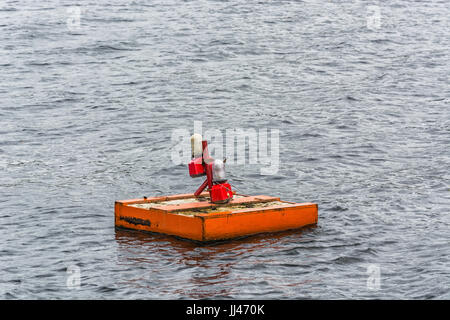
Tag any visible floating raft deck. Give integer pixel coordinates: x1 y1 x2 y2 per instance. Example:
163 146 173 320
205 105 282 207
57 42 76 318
115 193 318 241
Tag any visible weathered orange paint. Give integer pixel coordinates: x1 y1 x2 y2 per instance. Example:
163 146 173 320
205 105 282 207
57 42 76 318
115 194 318 241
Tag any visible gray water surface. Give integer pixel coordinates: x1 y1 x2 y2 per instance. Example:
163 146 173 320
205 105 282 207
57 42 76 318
1 0 449 299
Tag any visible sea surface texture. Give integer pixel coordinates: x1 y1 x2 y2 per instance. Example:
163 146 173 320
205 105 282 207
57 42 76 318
1 0 449 299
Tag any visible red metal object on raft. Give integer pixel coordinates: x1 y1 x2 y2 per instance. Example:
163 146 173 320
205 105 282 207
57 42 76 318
209 182 233 204
188 157 204 177
188 139 233 204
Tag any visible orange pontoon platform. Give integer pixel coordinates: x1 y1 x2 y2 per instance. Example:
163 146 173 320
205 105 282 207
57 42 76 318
114 193 318 242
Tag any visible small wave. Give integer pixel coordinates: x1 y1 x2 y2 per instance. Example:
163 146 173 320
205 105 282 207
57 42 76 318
332 256 364 265
26 62 51 66
300 133 322 138
96 286 118 293
329 205 348 212
3 293 16 299
95 45 139 52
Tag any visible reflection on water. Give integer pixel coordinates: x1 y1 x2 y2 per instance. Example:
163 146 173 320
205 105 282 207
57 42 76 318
114 227 318 299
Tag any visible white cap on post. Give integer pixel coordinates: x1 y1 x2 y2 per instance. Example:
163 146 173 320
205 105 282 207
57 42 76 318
191 133 203 158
